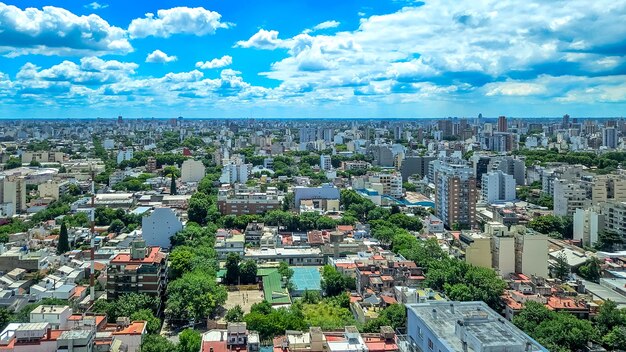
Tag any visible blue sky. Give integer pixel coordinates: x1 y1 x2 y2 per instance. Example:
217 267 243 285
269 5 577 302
0 0 625 118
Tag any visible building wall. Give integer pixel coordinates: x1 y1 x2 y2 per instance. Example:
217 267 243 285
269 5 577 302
465 238 492 269
492 236 515 277
519 235 549 278
141 208 183 248
181 160 206 183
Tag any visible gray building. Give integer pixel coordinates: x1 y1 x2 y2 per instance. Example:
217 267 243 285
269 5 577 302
369 145 394 167
403 301 547 352
400 156 435 182
490 156 526 186
294 184 340 209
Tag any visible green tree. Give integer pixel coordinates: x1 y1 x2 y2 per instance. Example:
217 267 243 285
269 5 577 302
170 174 177 195
168 246 195 279
108 219 125 234
177 329 201 352
187 193 210 225
5 157 21 170
57 222 70 254
321 265 354 296
552 252 570 281
225 305 245 323
130 309 161 334
403 182 417 192
578 257 601 282
166 270 227 324
602 326 626 350
141 335 176 352
225 253 241 285
239 260 258 284
0 308 12 330
594 300 626 335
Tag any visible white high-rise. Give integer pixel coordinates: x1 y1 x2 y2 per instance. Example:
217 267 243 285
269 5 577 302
481 170 516 203
320 155 332 171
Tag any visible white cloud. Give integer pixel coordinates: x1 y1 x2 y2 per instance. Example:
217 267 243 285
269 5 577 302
235 29 288 49
196 55 232 69
485 82 547 96
146 50 178 63
313 20 340 31
84 2 108 10
128 7 231 39
0 2 131 56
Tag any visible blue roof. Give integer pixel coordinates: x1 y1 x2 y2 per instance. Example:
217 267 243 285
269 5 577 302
291 267 321 292
131 207 151 215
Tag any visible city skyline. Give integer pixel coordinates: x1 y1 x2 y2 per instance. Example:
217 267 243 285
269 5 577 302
0 0 625 118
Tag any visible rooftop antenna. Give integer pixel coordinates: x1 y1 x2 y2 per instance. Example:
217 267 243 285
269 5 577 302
89 166 96 303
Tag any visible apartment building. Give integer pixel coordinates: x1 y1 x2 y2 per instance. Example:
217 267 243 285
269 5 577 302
180 159 206 183
141 207 183 248
404 301 547 352
369 173 403 199
22 151 65 164
201 323 260 352
433 158 477 228
217 185 282 215
37 180 70 201
320 155 332 171
106 240 168 302
553 180 591 216
275 326 398 352
400 156 435 182
0 176 26 215
481 170 516 203
220 161 252 184
573 208 604 247
601 201 626 241
489 156 526 186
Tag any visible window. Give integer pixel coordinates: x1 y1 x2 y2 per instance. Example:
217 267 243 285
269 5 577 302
428 339 433 350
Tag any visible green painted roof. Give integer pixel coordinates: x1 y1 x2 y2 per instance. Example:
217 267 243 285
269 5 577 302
263 271 291 305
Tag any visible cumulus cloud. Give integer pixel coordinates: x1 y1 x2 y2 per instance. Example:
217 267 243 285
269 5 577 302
145 50 178 63
235 29 288 49
0 2 131 56
485 82 547 96
313 20 340 31
84 2 108 10
128 7 231 39
196 55 232 69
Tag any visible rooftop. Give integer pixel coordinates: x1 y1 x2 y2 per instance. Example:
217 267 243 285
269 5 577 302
407 301 547 351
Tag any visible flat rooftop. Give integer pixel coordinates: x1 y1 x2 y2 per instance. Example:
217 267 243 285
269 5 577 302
407 301 547 351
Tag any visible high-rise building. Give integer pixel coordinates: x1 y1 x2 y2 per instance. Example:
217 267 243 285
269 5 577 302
0 176 26 215
472 155 491 188
299 127 317 143
553 180 591 216
573 208 604 247
181 159 206 183
400 156 435 181
497 115 508 132
433 159 477 228
490 156 526 186
562 114 570 129
481 170 516 203
320 154 332 171
602 127 618 149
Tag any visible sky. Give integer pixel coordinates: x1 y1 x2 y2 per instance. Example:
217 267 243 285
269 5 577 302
0 0 625 119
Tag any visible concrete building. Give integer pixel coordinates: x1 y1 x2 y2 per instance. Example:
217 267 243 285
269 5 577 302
320 155 332 171
29 305 72 330
294 184 340 210
603 127 618 149
180 159 206 183
369 173 403 199
0 176 26 214
433 159 477 229
404 301 547 352
214 231 245 259
601 201 626 241
201 323 260 352
217 185 282 215
299 127 318 143
573 208 604 247
459 223 548 278
491 156 526 186
553 180 591 216
141 207 183 248
400 156 435 181
116 149 133 165
106 240 168 302
481 170 516 203
220 162 252 184
37 180 70 201
497 115 508 132
370 145 394 167
22 151 65 164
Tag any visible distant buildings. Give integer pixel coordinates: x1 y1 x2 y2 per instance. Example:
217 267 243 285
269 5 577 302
220 160 252 184
116 149 133 165
320 154 332 171
400 156 435 182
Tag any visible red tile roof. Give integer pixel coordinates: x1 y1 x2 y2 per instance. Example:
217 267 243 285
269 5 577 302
111 247 165 265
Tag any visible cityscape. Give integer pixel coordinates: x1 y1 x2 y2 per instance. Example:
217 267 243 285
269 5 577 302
0 1 625 352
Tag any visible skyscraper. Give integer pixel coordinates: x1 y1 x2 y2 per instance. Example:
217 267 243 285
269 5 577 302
562 114 570 129
497 115 507 132
602 127 618 149
433 158 477 229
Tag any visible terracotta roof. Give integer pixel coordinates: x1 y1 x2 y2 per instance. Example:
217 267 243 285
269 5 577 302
112 321 146 335
111 246 165 265
381 296 397 304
